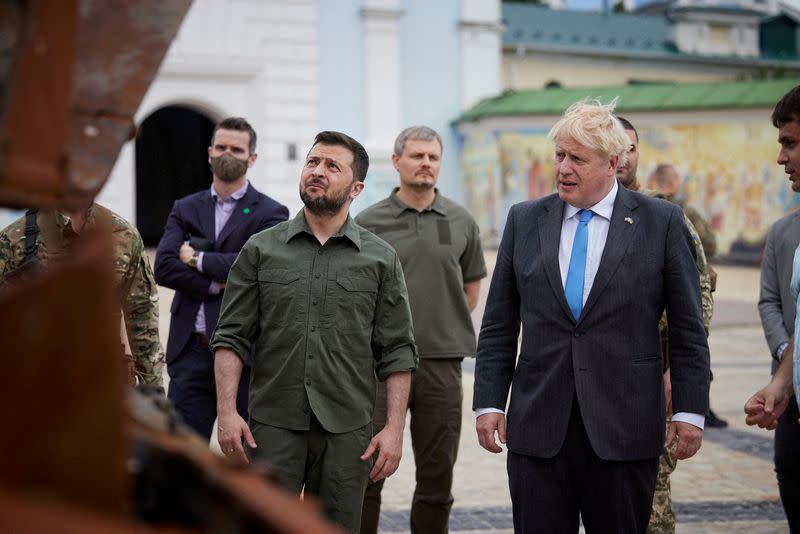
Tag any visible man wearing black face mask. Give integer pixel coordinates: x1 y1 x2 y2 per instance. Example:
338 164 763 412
154 117 289 440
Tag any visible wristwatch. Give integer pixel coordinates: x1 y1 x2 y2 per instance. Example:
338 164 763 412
188 250 200 269
775 341 789 363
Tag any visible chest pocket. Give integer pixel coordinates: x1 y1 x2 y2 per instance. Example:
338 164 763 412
323 273 379 332
258 269 303 326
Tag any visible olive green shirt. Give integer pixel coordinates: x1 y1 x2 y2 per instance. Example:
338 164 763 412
356 189 487 359
211 210 418 434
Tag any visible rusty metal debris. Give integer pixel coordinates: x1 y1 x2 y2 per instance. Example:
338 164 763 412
0 0 191 210
0 1 342 532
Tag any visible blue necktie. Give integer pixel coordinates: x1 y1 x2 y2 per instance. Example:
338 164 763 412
565 209 594 320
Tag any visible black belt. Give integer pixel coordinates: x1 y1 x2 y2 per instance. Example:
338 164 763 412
191 332 210 346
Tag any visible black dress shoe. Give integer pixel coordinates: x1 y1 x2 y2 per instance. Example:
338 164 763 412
706 409 728 428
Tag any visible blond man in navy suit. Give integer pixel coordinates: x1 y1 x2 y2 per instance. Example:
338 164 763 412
473 100 710 533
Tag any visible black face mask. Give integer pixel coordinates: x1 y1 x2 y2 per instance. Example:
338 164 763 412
210 153 249 182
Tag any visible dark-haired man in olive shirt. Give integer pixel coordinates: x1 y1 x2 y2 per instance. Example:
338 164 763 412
212 131 418 534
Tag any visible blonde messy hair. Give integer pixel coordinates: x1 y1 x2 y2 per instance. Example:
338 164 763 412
547 97 630 167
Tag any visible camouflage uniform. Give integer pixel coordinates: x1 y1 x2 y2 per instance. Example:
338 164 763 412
649 432 679 534
677 199 717 260
0 204 165 386
644 190 714 534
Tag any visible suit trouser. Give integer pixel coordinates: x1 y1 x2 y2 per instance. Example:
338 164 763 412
507 396 659 534
775 395 800 533
360 358 463 534
166 335 250 441
249 415 373 534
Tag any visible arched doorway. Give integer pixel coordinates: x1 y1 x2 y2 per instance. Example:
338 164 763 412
135 105 215 246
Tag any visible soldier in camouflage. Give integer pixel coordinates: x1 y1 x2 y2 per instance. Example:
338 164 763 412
0 203 165 386
649 163 727 425
648 163 716 259
616 117 714 534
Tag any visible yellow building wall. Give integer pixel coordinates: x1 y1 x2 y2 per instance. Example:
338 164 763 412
460 116 795 261
501 53 753 90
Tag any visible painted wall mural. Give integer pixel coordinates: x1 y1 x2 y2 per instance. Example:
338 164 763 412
460 121 800 262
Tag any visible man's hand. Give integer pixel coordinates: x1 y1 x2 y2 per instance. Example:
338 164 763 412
360 423 403 482
744 344 794 430
476 412 506 453
179 243 195 265
744 382 790 430
664 421 703 460
217 410 257 465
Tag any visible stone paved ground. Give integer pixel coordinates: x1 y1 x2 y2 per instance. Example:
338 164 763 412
151 251 790 533
371 263 789 533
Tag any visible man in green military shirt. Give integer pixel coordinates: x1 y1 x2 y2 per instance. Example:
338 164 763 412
212 131 418 533
0 203 165 386
648 162 726 431
355 126 486 534
617 117 714 534
648 163 717 260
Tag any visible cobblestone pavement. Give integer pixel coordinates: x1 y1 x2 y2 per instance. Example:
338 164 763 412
372 264 789 533
151 252 789 533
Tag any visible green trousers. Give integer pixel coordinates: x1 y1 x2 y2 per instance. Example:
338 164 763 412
360 358 463 534
249 415 372 534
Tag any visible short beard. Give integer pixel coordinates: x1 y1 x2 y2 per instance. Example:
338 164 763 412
300 182 353 216
408 181 435 191
617 170 636 190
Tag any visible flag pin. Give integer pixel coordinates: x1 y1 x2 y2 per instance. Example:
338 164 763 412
243 207 251 214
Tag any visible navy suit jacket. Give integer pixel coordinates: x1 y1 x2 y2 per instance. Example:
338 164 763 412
473 186 710 461
154 183 289 363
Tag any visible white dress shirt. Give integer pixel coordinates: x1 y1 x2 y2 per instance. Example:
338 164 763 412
558 181 616 300
476 181 704 430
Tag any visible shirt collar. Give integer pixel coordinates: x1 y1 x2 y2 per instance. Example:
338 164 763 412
388 187 447 217
55 204 97 232
211 181 249 202
54 211 70 228
563 179 618 222
286 209 362 251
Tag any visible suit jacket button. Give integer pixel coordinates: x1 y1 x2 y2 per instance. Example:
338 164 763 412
574 331 582 338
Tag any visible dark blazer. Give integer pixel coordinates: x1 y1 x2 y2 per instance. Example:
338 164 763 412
154 183 289 363
759 209 800 373
473 186 710 462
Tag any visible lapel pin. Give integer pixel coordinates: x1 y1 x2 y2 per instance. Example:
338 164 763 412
243 207 251 214
624 217 633 225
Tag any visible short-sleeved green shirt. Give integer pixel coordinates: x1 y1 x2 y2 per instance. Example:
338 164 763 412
356 189 487 359
211 210 418 434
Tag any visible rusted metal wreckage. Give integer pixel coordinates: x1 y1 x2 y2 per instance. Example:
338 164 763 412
0 2 341 532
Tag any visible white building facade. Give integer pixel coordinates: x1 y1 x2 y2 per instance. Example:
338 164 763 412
89 0 501 239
